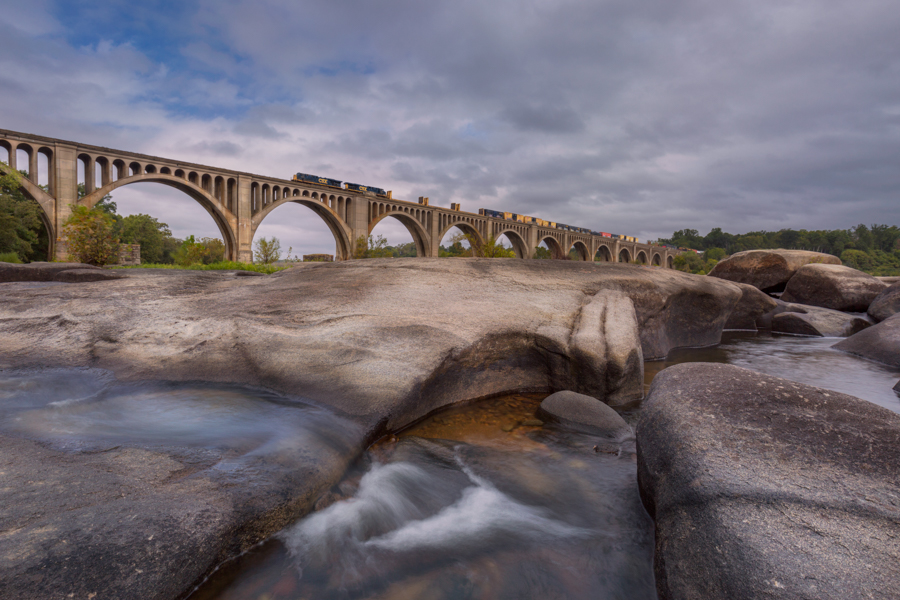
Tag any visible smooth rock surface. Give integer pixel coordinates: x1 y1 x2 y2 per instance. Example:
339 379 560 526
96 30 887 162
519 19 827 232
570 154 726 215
536 390 633 440
771 305 871 337
637 363 900 600
52 268 125 282
0 259 741 600
833 313 900 368
781 263 887 311
708 249 841 292
723 282 778 330
868 281 900 323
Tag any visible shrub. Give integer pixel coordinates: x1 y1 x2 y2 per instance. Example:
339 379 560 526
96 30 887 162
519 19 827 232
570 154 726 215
63 205 120 266
0 251 22 263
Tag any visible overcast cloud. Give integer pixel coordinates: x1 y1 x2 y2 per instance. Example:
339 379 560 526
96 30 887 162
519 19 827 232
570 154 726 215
1 0 898 255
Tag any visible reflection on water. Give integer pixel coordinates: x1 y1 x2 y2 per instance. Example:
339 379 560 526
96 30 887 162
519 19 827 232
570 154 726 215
0 368 359 472
192 395 655 600
645 331 900 414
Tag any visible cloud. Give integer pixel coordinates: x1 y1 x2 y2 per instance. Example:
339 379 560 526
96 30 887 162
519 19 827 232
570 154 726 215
0 0 897 256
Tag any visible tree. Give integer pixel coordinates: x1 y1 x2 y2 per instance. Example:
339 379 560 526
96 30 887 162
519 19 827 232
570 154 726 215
0 169 46 261
63 205 120 265
254 236 282 264
173 235 207 266
200 237 225 264
120 214 173 264
533 246 552 259
705 247 727 261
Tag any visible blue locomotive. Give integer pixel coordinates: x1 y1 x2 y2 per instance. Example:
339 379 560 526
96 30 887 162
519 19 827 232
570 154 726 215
344 182 387 196
479 207 638 243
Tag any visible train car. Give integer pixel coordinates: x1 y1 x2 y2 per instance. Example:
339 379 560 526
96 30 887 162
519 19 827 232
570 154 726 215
344 182 388 196
600 232 613 238
293 172 343 188
479 208 504 219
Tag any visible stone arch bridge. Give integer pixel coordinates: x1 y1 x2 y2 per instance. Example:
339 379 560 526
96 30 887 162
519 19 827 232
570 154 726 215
0 129 676 267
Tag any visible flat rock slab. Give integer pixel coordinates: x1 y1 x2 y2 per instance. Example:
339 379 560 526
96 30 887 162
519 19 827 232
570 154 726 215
0 261 114 283
708 249 840 293
637 363 900 600
536 390 633 440
771 305 871 337
833 313 900 368
781 263 887 312
0 259 742 427
868 281 900 323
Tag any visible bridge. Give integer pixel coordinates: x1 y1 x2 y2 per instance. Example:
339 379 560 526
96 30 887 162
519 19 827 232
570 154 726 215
0 129 677 267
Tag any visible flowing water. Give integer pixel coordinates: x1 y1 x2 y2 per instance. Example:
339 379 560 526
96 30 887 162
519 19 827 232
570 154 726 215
2 333 899 600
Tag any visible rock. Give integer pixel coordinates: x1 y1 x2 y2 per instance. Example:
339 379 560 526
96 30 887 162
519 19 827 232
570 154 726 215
895 380 900 393
0 259 741 599
868 281 900 323
771 305 872 337
637 363 900 600
536 390 633 440
0 261 103 282
52 268 125 283
781 263 888 312
754 298 808 330
832 313 900 368
723 282 778 330
878 276 900 285
708 249 841 293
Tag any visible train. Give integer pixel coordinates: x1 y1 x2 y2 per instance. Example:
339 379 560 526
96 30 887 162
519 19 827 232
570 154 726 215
292 172 389 197
479 208 638 243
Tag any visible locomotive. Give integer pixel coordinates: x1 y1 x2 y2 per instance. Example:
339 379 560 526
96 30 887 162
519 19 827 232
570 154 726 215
292 172 388 197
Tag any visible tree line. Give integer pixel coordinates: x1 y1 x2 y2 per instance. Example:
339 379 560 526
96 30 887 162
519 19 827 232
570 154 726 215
657 225 900 276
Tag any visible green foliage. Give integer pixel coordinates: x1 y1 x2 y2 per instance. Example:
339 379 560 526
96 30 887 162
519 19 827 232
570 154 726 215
120 214 173 264
533 246 552 259
439 240 469 257
391 242 418 258
352 235 393 259
200 237 225 264
0 168 47 261
63 205 120 265
0 251 22 263
173 235 207 266
705 247 727 261
113 261 284 274
254 236 282 264
840 249 873 272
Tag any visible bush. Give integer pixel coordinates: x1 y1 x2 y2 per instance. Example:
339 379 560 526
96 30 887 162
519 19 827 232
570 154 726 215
254 236 282 264
63 205 120 266
0 251 22 263
841 249 874 272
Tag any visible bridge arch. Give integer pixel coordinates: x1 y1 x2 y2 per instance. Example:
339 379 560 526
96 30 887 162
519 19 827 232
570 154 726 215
438 221 484 254
652 252 662 266
494 229 528 259
0 161 55 259
254 198 353 261
370 210 432 257
667 255 674 268
618 248 632 263
539 234 565 259
567 240 591 261
635 250 648 265
80 174 238 262
595 244 613 262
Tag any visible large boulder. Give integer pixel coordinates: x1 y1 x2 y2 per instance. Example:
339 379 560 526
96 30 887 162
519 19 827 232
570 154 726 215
708 249 841 293
536 390 633 440
868 281 900 323
723 282 778 331
637 363 900 600
781 263 887 312
832 313 900 368
0 259 741 599
771 305 871 337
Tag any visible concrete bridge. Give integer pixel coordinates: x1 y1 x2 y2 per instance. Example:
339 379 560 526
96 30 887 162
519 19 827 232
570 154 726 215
0 129 677 267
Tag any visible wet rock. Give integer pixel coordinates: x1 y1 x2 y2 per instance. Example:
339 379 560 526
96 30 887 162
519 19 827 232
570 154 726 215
781 263 887 312
833 313 900 368
0 259 740 599
723 282 778 331
0 261 103 282
537 390 633 440
868 281 900 323
895 380 900 393
637 363 900 600
771 306 871 337
708 249 841 293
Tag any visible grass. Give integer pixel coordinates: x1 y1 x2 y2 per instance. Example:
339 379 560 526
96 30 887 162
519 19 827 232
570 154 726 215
111 261 289 274
0 252 22 264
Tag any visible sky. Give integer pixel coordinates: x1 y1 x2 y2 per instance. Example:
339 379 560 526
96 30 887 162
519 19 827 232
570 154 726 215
1 0 898 256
